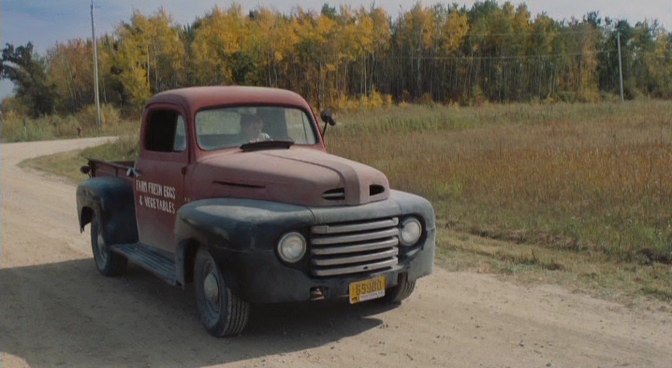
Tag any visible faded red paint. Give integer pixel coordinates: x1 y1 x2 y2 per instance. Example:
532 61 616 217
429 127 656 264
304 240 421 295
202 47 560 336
192 147 390 207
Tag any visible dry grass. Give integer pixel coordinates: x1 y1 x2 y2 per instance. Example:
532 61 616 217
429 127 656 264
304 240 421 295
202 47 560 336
329 100 672 300
1 104 137 143
438 230 672 307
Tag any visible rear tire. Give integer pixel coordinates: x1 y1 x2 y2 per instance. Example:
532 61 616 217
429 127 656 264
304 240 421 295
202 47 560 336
382 273 416 304
90 213 127 276
194 247 250 337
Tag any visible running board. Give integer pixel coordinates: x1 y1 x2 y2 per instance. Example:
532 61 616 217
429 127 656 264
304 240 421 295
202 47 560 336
111 243 178 285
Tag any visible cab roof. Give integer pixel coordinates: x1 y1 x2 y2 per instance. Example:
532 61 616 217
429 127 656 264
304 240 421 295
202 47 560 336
146 86 312 115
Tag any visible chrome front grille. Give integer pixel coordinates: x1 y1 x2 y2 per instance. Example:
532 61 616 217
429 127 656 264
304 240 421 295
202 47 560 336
310 217 399 277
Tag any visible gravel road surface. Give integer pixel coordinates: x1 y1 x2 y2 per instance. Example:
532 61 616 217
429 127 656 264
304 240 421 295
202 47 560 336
1 138 670 367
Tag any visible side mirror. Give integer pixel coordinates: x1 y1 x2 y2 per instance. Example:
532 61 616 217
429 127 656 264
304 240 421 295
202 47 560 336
320 110 336 126
320 110 336 138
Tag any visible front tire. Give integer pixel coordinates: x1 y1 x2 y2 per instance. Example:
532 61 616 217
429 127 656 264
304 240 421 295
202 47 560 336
90 213 127 276
194 247 250 337
382 273 416 304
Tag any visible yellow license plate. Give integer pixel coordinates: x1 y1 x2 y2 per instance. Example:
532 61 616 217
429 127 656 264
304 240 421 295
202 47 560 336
349 276 386 304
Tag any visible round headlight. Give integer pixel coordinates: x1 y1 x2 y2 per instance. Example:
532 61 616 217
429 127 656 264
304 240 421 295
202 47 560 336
400 218 422 246
277 232 307 263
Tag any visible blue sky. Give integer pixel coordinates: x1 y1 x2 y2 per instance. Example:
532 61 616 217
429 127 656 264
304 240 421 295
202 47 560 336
2 0 671 99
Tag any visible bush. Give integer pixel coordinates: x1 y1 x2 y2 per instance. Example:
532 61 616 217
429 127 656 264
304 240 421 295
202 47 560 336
1 116 55 142
332 90 393 112
76 104 122 128
0 103 132 142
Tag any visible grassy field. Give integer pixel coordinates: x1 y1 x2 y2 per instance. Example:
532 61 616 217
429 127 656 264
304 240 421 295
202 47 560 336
327 100 672 303
20 100 672 302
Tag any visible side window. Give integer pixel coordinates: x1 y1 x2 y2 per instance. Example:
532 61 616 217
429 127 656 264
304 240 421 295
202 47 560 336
145 110 186 152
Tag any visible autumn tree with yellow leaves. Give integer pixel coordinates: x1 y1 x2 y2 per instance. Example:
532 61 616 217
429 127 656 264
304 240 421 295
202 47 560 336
4 1 672 115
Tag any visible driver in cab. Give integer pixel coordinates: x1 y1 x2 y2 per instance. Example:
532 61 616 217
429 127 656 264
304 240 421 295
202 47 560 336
240 114 271 143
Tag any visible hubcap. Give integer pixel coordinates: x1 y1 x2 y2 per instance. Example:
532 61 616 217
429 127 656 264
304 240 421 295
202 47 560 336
203 272 220 306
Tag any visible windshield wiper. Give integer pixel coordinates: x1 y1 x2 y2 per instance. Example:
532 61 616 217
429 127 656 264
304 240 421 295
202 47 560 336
240 140 294 152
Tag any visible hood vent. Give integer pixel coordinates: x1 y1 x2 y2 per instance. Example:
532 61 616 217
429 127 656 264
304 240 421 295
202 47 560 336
323 185 385 201
213 180 265 189
370 185 385 196
322 188 345 201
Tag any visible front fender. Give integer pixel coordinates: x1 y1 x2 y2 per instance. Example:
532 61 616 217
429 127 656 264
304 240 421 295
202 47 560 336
174 198 315 292
173 193 436 302
76 177 138 245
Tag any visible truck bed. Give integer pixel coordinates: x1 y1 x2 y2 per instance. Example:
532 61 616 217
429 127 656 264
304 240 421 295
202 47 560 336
86 159 135 179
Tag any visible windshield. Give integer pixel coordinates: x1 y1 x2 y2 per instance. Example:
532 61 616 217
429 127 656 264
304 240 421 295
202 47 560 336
195 106 318 151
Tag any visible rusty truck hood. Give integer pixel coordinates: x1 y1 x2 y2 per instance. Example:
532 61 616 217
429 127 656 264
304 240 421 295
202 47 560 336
192 147 390 206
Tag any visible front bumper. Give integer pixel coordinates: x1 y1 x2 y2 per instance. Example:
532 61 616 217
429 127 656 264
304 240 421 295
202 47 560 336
220 227 435 303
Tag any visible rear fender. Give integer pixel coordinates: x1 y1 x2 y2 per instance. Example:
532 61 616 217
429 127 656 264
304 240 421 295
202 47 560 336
76 177 138 245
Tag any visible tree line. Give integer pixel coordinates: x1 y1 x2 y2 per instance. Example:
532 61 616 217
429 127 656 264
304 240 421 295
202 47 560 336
2 1 671 118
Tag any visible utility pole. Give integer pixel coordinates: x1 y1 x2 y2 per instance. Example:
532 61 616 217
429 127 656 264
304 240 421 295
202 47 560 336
617 31 624 102
91 0 102 127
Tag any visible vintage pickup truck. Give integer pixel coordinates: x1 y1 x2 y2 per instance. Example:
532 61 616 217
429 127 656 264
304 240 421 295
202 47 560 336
77 86 435 336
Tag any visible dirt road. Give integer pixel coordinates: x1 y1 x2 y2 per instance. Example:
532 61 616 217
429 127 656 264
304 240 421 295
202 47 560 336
1 138 671 368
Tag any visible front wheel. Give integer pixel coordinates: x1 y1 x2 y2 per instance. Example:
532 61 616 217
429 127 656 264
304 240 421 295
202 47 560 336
382 273 416 304
90 213 127 276
194 247 250 337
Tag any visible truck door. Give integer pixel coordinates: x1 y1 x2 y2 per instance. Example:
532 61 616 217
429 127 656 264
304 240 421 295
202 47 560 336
134 107 189 254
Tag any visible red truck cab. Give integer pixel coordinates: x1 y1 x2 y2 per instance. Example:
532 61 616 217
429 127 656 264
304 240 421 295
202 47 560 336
77 86 435 337
135 87 329 251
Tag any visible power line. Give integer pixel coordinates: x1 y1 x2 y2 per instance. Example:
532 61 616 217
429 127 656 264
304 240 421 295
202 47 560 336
459 29 606 38
388 49 616 61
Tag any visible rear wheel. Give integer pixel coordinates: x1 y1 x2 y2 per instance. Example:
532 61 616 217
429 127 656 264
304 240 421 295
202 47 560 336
90 213 127 276
382 273 416 304
194 247 250 337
